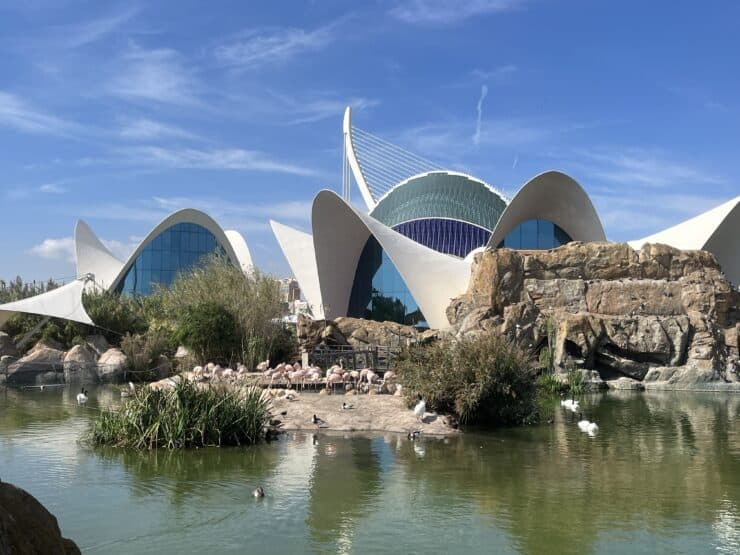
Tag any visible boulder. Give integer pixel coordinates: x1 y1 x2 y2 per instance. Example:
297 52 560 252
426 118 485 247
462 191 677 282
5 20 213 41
174 345 190 359
334 317 420 348
0 480 81 555
606 376 645 391
6 340 66 385
85 334 110 357
97 348 128 382
0 331 18 358
63 344 99 384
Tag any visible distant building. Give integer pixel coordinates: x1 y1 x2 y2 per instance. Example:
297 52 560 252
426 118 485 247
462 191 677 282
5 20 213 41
279 278 301 305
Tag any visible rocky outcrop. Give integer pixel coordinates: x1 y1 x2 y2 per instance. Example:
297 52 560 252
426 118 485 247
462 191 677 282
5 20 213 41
0 331 18 358
448 242 740 384
97 348 128 382
297 314 437 350
63 344 99 384
0 480 80 554
5 339 66 385
85 334 110 357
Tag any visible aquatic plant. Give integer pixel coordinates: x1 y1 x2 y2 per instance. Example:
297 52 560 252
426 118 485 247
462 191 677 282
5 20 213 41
397 332 538 426
536 371 566 396
88 380 271 449
566 365 587 395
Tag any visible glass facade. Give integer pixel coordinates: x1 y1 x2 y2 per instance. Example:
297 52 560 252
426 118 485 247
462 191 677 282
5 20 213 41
370 172 507 233
392 218 491 258
115 222 226 296
348 236 427 327
498 219 572 250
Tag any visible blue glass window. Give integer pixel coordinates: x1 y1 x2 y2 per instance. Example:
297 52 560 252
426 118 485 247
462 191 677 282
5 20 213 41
348 236 427 328
392 218 491 258
115 222 227 296
498 219 572 250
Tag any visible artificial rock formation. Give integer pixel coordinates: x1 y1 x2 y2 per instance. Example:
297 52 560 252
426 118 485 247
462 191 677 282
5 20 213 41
96 348 128 382
5 339 66 385
63 343 99 384
297 314 437 350
0 480 81 555
447 242 739 384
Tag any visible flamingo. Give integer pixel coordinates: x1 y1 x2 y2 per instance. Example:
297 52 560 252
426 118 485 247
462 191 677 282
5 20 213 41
256 359 270 372
76 388 88 405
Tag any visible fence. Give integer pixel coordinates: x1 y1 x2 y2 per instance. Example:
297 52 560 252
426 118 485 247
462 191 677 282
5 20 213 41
308 344 402 374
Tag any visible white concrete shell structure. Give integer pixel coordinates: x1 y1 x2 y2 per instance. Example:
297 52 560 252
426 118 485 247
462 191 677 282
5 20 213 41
487 170 607 248
273 190 471 329
105 208 251 292
269 220 325 319
0 277 94 330
628 196 740 286
1 209 253 330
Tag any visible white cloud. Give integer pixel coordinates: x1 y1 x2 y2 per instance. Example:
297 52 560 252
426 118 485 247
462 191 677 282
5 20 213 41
0 91 81 136
29 237 75 261
574 148 725 189
39 183 66 193
101 237 139 260
53 7 139 49
119 118 198 140
214 23 338 70
285 96 379 125
108 45 198 105
473 84 488 145
389 0 525 24
118 145 319 176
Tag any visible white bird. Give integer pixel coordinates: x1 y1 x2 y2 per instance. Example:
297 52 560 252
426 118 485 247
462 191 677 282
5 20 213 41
578 419 598 434
413 398 426 422
76 388 88 405
561 399 579 412
341 402 353 410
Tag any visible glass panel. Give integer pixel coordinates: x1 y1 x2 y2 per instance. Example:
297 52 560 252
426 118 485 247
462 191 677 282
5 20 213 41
502 219 572 251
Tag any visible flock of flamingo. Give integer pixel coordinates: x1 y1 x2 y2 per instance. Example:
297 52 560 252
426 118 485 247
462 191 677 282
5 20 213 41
187 359 402 395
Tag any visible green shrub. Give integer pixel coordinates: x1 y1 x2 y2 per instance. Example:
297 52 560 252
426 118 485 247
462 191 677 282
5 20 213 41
536 371 566 396
87 380 271 449
83 290 148 342
120 331 175 381
566 366 586 395
153 255 287 367
397 332 538 426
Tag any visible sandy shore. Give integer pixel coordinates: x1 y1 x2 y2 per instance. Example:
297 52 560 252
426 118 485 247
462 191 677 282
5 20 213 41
268 391 457 436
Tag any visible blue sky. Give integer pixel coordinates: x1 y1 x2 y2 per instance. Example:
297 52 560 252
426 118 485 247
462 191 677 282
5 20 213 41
1 0 738 282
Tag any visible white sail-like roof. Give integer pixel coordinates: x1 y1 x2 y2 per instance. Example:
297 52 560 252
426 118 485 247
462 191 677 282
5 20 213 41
269 220 324 319
0 277 94 330
628 196 739 285
75 220 124 288
487 170 607 248
311 190 471 329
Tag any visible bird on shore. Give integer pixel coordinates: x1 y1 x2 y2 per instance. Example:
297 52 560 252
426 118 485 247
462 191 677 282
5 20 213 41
407 430 422 441
414 397 426 423
253 486 265 498
341 402 353 410
311 414 327 427
76 388 88 405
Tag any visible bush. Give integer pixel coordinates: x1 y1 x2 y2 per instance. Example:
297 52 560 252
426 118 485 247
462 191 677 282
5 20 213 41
83 291 148 342
397 333 538 426
152 255 287 367
536 371 566 396
87 380 271 449
120 331 175 381
173 302 239 364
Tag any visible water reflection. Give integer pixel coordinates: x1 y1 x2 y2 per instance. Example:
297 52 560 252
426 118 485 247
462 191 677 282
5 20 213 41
1 386 740 554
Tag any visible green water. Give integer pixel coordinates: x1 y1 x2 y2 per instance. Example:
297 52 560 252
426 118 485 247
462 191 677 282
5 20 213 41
1 386 740 554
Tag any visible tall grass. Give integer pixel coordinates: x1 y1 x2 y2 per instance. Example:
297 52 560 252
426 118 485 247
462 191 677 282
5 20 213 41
88 380 272 449
397 333 539 426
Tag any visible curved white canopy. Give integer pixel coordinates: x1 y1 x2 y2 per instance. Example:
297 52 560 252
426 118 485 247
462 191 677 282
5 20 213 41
0 278 94 330
312 190 471 329
487 170 607 248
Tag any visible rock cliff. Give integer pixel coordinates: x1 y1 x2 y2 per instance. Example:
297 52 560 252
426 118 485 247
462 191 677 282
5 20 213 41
447 242 739 386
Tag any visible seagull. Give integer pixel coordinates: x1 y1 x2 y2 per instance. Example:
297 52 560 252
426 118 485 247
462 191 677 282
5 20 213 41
253 486 265 498
413 397 426 423
341 402 353 410
76 388 88 405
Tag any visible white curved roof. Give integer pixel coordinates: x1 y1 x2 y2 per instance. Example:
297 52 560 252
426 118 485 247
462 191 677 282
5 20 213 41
487 170 607 248
75 220 125 288
107 208 246 292
224 229 254 272
0 277 94 330
629 195 740 285
311 190 471 329
269 220 324 319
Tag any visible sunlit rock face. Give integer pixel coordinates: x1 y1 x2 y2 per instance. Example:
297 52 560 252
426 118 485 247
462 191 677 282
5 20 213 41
448 242 740 384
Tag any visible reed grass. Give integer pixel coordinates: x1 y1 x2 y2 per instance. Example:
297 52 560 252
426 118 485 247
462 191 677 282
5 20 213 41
88 380 271 449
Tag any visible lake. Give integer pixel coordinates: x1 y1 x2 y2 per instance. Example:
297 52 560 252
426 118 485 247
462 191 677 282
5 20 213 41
1 386 739 554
